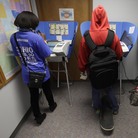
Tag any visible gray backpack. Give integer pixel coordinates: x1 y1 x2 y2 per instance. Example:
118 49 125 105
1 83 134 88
129 89 138 106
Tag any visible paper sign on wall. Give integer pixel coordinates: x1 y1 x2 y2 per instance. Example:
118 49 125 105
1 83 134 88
59 8 74 21
110 24 116 33
49 23 69 35
129 26 135 34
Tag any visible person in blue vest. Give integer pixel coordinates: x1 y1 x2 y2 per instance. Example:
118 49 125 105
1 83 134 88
10 11 57 125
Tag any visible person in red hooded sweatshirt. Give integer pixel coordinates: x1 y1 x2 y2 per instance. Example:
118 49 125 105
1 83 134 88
78 5 123 131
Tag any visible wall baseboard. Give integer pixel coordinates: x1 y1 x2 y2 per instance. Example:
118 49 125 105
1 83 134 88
10 107 31 138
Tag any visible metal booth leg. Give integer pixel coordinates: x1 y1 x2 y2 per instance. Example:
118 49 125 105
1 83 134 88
57 62 60 88
64 61 72 106
119 61 122 105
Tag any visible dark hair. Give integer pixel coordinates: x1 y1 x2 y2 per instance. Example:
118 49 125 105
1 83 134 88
14 11 39 30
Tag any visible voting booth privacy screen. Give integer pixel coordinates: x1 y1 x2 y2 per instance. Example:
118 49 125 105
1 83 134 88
36 21 78 58
80 21 137 57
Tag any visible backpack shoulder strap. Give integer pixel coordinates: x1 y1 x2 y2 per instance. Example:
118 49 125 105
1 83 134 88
84 30 96 51
104 29 114 47
84 29 114 50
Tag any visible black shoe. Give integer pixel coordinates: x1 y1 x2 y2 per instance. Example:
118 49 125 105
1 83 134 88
100 108 114 131
35 113 46 125
95 109 101 115
49 102 57 112
113 109 119 115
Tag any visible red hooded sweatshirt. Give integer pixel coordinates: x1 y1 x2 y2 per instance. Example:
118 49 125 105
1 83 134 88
78 5 123 72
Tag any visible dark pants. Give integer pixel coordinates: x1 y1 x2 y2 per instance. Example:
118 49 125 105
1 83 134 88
92 86 119 111
28 79 55 118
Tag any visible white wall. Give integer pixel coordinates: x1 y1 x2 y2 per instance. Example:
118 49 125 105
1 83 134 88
93 0 138 80
93 0 138 25
0 73 30 138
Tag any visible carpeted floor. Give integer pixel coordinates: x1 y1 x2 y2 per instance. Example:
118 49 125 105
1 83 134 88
12 80 138 138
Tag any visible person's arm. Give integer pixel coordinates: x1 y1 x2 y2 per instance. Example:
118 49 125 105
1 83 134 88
37 30 47 43
36 35 52 60
114 36 123 60
78 37 91 72
78 37 92 80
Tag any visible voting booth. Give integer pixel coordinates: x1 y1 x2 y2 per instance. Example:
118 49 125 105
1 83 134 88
37 21 78 58
36 21 78 105
80 21 137 55
80 21 137 103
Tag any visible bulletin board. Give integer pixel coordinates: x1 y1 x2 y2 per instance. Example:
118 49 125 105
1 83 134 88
0 0 31 88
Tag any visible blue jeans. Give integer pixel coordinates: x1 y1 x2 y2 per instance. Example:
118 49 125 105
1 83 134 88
92 86 119 111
